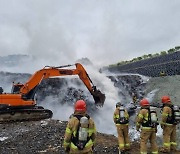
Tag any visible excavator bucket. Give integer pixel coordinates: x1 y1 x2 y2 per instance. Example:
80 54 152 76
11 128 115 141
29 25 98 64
92 87 106 106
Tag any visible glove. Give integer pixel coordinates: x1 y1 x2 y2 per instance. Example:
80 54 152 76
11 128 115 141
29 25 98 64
65 147 70 153
155 128 157 133
136 125 140 131
161 124 164 129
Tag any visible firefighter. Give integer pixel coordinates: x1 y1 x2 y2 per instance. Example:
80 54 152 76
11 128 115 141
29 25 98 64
160 96 178 153
63 100 96 154
113 102 130 154
136 99 158 154
131 92 137 104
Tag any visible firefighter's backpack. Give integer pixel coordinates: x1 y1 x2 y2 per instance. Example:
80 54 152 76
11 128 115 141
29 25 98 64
71 114 90 150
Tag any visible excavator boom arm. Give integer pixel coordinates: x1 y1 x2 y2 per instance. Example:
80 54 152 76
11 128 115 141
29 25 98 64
0 63 105 123
20 63 105 106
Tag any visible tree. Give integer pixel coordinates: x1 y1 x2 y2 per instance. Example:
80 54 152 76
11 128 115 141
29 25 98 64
167 48 175 54
152 53 159 57
132 58 138 62
175 46 180 51
137 57 143 60
117 62 122 66
160 51 167 55
142 54 148 59
147 54 152 58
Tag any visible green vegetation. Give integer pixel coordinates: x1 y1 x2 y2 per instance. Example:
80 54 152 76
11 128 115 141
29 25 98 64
111 46 180 67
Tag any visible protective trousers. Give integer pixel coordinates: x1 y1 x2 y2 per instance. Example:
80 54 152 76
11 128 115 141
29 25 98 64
140 129 158 154
162 125 177 152
69 149 93 154
116 124 130 151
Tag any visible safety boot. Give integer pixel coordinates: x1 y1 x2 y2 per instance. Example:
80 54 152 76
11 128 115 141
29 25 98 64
119 150 125 154
160 149 170 153
171 148 177 152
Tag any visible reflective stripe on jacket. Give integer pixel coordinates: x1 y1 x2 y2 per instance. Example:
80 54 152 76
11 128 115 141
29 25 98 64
136 108 156 130
113 107 129 125
161 105 174 125
63 112 96 152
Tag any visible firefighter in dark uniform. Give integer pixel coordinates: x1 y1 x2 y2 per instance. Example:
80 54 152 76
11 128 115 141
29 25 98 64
63 100 96 154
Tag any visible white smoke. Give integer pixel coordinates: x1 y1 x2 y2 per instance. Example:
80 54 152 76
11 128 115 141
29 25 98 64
0 75 15 93
0 73 30 92
41 96 74 119
0 62 154 139
40 63 120 135
1 0 180 68
146 89 159 104
85 65 120 134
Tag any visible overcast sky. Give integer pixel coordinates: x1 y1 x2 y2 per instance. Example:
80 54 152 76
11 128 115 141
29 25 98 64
0 0 180 67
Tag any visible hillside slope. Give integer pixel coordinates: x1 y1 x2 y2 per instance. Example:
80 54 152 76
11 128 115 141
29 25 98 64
107 51 180 77
144 75 180 106
144 75 180 150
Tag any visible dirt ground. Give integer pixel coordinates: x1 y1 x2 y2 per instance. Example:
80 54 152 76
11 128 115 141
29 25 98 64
1 119 180 154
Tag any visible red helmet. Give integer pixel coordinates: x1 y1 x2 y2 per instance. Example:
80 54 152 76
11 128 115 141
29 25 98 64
161 96 171 104
140 99 150 107
74 100 86 112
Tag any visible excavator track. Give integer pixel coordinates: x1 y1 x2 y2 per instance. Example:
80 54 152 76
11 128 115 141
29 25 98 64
0 106 53 123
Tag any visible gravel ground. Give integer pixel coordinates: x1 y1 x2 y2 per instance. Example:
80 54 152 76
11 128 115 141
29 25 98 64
0 119 120 154
0 119 180 154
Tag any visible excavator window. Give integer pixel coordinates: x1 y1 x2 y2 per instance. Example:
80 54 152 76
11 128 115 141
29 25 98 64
11 84 23 94
0 87 3 94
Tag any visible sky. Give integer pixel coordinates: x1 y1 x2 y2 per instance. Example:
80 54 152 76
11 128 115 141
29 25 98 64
0 0 180 67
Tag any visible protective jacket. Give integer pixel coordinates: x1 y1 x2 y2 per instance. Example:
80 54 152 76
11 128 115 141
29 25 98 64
113 107 130 152
161 105 177 125
136 107 158 154
136 108 158 130
161 104 177 152
63 111 96 154
113 107 129 125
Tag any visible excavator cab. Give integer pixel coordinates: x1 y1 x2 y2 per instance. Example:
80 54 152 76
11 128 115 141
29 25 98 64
11 82 24 94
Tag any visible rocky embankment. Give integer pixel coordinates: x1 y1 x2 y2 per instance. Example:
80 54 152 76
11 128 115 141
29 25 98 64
144 75 180 104
107 51 180 77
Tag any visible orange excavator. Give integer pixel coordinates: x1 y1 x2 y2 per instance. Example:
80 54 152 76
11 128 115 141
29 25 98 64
0 63 105 122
